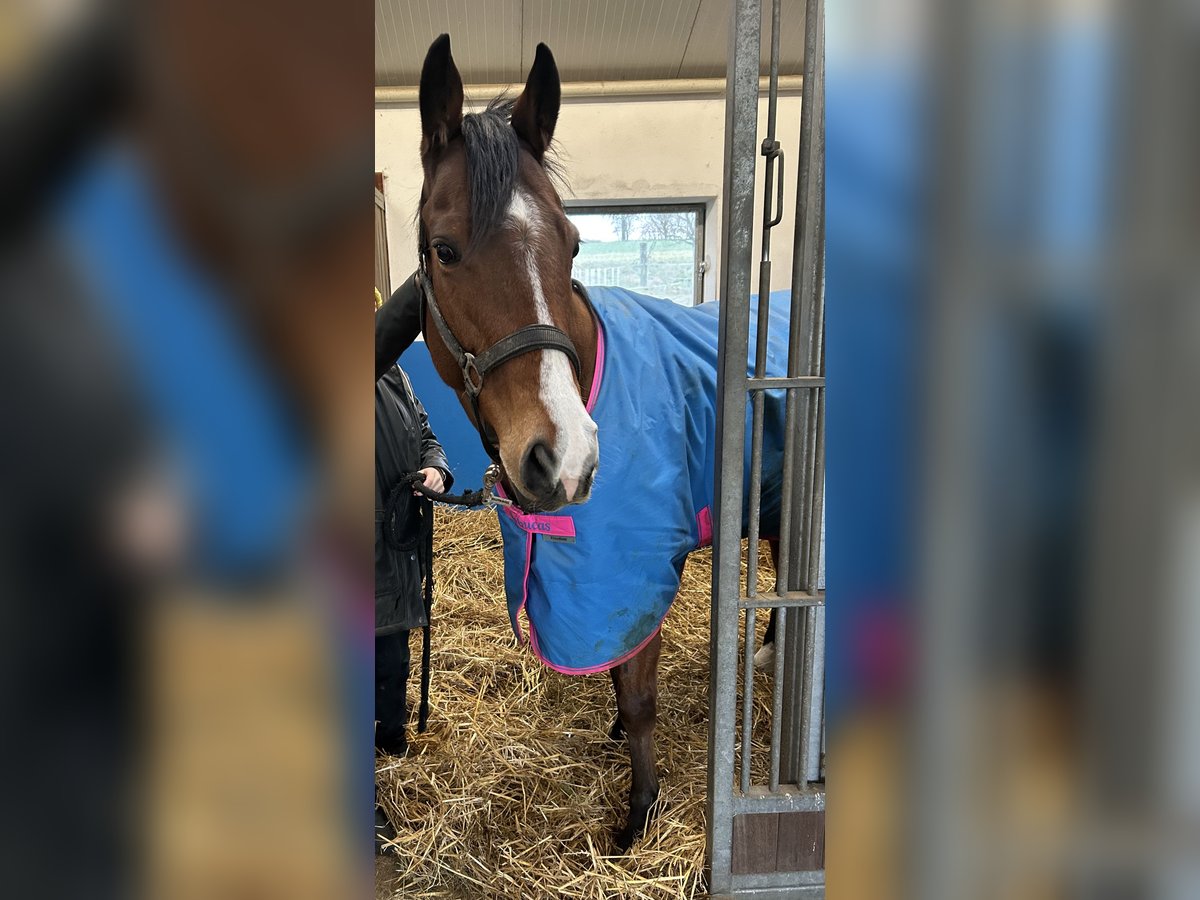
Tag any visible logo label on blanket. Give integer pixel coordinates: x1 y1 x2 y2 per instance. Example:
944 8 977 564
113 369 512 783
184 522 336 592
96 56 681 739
544 534 575 544
503 506 578 540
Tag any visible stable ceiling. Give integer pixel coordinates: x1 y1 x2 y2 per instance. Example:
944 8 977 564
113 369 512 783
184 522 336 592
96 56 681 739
376 0 806 86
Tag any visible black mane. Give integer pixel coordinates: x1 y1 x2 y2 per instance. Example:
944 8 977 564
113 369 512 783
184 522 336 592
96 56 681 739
460 99 519 247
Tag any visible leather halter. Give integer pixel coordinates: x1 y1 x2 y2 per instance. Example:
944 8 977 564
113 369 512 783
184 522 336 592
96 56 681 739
415 249 591 465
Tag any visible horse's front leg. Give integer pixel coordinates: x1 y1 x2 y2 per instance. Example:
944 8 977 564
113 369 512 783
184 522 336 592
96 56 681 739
755 539 781 668
609 630 662 850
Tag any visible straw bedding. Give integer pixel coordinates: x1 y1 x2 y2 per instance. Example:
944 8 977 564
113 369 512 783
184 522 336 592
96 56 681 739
376 508 777 900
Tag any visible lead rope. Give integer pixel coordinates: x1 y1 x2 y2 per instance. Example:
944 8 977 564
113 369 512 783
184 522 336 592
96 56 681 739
417 493 433 732
403 464 509 509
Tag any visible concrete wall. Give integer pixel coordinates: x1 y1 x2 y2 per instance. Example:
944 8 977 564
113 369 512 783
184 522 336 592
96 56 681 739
375 90 804 300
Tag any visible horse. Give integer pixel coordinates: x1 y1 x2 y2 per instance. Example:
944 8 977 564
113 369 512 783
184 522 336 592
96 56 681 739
413 34 790 849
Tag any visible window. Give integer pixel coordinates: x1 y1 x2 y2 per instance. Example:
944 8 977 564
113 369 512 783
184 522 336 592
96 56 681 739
566 204 706 306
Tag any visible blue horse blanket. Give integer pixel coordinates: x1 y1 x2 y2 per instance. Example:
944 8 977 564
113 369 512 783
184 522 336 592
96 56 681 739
497 287 791 674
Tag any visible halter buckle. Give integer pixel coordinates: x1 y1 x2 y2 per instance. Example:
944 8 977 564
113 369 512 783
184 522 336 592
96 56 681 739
461 353 484 396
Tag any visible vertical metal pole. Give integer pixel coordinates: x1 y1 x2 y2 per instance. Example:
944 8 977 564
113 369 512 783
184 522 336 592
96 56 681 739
706 0 762 892
805 336 827 783
747 0 784 597
746 0 785 799
776 394 806 783
806 609 826 783
805 323 827 592
740 606 757 794
780 0 825 788
769 604 788 791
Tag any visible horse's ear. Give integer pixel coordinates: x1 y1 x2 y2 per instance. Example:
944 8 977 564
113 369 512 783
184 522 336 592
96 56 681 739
419 34 464 159
512 43 561 160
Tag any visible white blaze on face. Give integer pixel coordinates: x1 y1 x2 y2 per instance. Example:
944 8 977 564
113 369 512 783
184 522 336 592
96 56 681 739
507 189 598 499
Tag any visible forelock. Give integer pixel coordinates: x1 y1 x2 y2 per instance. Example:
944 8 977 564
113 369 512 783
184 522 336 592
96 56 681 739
460 99 519 247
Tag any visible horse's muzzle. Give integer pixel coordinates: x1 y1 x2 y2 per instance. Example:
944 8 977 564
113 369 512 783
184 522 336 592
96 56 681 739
519 439 596 511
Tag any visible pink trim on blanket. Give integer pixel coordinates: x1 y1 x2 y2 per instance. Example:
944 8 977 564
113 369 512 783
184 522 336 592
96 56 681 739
585 307 605 412
696 506 713 548
516 531 533 644
528 618 665 675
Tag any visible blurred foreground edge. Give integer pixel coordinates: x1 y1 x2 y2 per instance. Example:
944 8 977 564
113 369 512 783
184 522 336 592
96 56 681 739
1 3 373 898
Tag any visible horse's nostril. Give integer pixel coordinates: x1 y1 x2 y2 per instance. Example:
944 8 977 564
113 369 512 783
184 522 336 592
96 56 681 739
520 440 559 496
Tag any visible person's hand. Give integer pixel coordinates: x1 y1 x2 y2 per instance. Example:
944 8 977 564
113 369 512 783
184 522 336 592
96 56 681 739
415 466 445 496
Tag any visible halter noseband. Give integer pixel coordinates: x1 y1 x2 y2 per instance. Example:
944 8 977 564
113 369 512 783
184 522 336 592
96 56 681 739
415 249 590 465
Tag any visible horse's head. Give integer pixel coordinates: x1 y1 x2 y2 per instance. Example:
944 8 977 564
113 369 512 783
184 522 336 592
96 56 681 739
417 34 598 512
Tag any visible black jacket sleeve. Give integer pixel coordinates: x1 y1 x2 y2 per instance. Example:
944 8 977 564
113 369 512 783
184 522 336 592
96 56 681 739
408 376 453 492
375 271 423 382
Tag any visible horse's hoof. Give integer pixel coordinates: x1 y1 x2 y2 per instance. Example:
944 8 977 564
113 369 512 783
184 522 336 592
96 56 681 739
608 716 625 743
615 796 656 851
613 823 639 852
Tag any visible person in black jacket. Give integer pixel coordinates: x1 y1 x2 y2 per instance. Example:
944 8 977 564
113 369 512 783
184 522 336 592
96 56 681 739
375 365 451 757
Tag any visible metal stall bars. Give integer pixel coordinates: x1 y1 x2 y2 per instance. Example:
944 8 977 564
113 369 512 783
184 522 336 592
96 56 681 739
706 0 825 896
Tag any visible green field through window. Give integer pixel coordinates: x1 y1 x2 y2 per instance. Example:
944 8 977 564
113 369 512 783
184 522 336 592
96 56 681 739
567 206 704 306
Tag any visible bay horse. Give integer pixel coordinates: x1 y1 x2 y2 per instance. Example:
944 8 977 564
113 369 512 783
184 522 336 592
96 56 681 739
414 34 789 849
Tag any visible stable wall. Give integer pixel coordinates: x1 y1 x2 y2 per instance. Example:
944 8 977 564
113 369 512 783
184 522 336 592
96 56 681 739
375 90 805 302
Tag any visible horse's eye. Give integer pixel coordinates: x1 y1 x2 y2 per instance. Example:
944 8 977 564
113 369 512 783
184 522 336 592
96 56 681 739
572 242 580 259
433 243 458 265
